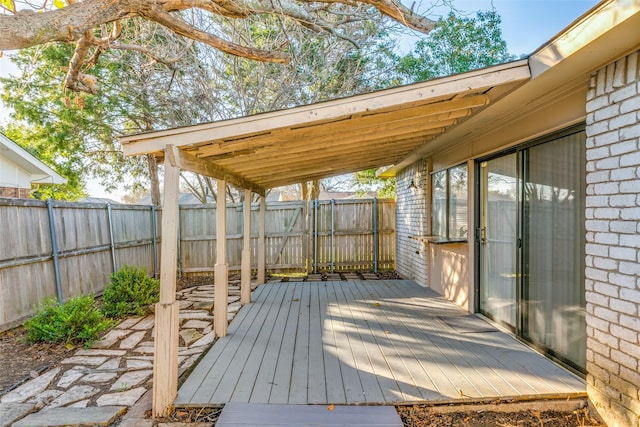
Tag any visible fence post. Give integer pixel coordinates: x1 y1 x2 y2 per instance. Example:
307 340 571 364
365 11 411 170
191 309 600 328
46 199 64 303
313 199 318 274
151 205 158 278
373 198 378 273
106 203 117 273
330 199 335 273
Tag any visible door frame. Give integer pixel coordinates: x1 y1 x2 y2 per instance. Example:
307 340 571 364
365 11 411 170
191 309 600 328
473 124 587 375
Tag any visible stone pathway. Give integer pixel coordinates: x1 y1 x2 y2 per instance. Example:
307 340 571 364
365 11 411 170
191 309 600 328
0 281 254 427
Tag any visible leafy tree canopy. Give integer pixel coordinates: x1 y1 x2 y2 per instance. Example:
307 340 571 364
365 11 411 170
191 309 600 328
397 10 514 83
357 10 514 198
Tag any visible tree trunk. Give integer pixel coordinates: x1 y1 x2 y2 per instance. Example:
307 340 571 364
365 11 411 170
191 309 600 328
147 153 161 206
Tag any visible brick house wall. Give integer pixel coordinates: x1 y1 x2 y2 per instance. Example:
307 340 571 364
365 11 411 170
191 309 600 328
0 186 31 198
395 160 429 285
585 50 640 427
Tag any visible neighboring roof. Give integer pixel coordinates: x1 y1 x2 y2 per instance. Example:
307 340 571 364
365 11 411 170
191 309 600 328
120 0 640 188
0 133 67 185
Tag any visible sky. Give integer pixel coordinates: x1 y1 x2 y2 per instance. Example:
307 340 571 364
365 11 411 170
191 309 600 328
0 0 601 200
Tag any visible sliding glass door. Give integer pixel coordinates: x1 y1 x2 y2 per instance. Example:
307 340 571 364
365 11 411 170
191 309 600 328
478 127 586 372
479 153 518 329
521 132 586 371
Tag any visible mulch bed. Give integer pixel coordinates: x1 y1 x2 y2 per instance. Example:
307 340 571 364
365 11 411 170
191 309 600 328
397 405 605 427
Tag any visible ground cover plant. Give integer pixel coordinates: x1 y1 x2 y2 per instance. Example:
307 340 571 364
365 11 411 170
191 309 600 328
23 295 112 346
101 265 160 318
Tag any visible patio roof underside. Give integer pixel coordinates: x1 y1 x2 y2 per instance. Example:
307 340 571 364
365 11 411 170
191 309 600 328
120 61 529 193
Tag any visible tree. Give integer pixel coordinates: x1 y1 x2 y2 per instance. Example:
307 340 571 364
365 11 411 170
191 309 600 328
172 12 402 203
352 10 513 199
397 10 514 83
1 27 213 202
0 0 435 93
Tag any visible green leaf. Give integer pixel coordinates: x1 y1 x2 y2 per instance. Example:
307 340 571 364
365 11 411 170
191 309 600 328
53 0 65 8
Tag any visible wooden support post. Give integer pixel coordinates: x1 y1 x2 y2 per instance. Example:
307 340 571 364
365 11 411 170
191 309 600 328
152 154 180 418
241 189 252 305
214 179 229 337
257 195 266 284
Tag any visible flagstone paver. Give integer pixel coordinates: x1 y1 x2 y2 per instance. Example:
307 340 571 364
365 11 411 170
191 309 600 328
96 387 146 406
0 402 35 427
76 349 126 357
1 368 60 403
83 372 119 383
97 357 122 371
131 316 155 330
182 319 210 329
116 318 143 329
57 369 85 389
60 356 108 366
93 329 132 348
47 385 99 408
12 406 126 427
126 359 153 370
110 370 152 391
0 279 260 426
119 331 146 349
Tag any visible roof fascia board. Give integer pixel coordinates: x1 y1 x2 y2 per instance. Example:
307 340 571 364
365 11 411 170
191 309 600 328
0 133 67 185
530 0 640 78
120 60 530 157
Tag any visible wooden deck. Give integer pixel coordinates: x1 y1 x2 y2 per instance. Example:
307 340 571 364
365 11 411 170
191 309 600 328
176 280 585 406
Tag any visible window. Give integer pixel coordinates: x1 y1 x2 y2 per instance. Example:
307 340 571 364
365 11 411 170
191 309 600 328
431 164 468 241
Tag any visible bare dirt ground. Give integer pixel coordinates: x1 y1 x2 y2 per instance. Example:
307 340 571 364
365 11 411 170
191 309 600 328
0 326 75 394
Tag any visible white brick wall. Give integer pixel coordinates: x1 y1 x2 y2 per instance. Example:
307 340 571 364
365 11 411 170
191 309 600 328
395 160 429 286
585 50 640 427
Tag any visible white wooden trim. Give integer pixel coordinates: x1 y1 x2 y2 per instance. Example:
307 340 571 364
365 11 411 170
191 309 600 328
257 196 266 285
214 179 228 337
152 153 180 417
241 189 252 305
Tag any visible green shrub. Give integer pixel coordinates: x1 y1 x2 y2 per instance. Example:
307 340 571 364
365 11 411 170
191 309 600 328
24 295 112 345
101 265 159 318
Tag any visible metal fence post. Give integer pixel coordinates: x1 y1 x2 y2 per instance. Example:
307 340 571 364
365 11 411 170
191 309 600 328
46 199 64 303
106 203 117 273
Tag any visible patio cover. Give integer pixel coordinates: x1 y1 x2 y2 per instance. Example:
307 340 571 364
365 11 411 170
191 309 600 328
120 60 529 194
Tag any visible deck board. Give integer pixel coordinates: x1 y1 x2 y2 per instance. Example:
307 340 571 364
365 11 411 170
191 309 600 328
177 280 585 406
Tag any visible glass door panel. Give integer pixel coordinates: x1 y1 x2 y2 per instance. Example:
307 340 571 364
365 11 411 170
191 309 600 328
522 132 586 371
479 153 518 328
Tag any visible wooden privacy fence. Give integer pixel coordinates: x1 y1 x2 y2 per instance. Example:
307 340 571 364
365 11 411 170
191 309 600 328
0 198 394 330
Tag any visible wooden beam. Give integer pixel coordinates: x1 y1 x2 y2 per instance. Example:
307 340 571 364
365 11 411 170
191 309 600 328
214 120 454 169
166 144 266 196
214 179 228 337
191 103 476 159
240 189 251 305
222 130 443 174
152 153 181 417
240 136 433 180
257 196 266 285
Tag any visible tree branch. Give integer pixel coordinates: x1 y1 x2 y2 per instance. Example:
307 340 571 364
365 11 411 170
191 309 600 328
143 5 289 63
